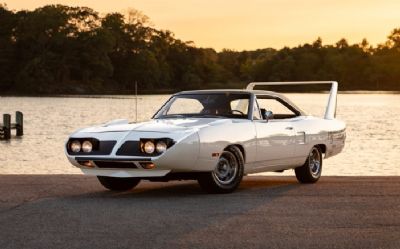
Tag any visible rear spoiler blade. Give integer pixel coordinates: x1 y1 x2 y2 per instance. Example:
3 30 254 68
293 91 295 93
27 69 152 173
246 81 338 120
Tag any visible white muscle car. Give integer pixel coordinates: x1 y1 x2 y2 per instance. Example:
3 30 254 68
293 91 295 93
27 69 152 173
65 81 346 193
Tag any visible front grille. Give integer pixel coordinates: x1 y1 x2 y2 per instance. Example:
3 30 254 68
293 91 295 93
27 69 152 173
116 141 143 156
94 161 138 169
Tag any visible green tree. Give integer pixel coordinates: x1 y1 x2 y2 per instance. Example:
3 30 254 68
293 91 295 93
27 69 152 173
1 4 400 94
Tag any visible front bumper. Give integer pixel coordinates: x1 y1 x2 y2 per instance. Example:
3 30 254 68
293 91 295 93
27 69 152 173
81 168 171 178
67 152 218 178
67 155 170 177
65 130 220 177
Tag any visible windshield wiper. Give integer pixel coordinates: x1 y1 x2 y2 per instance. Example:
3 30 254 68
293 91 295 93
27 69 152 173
157 114 187 119
157 114 228 119
190 114 226 119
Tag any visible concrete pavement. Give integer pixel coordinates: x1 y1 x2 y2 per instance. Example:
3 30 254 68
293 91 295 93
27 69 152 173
0 175 399 249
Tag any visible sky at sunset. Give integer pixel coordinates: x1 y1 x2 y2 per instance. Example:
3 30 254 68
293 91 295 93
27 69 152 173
3 0 400 51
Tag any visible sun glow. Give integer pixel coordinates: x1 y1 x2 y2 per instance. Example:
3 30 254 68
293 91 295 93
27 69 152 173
4 0 400 50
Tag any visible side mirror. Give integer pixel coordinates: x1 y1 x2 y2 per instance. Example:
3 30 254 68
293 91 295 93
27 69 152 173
260 108 273 121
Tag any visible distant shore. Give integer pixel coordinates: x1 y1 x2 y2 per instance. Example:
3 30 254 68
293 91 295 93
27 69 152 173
1 90 400 98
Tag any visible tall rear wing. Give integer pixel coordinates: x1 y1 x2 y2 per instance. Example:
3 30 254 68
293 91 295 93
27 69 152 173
246 81 338 120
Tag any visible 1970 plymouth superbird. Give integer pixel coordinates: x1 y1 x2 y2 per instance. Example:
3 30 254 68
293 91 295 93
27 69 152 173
65 81 346 193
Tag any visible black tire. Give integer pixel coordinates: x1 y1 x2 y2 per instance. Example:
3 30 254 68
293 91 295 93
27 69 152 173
97 176 141 191
198 146 244 194
295 146 323 183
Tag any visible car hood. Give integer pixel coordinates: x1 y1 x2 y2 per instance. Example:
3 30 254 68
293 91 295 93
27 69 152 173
78 118 233 134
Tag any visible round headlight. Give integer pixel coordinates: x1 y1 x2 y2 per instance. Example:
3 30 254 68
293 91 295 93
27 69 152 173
82 140 93 153
156 141 167 153
70 140 81 152
143 141 155 154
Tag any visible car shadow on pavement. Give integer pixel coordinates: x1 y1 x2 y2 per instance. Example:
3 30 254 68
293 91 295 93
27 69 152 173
0 175 300 207
78 176 300 198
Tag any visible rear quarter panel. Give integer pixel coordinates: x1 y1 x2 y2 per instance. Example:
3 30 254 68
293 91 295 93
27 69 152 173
294 116 346 161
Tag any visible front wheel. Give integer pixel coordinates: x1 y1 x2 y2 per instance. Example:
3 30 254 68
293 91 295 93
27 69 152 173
97 176 141 191
295 146 323 183
197 146 244 194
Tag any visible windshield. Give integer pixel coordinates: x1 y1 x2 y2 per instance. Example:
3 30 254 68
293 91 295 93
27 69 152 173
154 93 251 119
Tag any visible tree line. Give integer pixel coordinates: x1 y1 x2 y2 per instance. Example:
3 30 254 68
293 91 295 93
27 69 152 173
1 4 400 95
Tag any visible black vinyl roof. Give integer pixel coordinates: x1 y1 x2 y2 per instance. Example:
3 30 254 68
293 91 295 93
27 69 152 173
175 89 307 115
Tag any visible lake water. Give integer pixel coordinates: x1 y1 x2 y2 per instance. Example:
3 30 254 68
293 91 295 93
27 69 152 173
0 94 399 176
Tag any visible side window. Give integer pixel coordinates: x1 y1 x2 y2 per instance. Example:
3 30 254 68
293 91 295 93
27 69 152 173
256 96 297 119
230 99 249 115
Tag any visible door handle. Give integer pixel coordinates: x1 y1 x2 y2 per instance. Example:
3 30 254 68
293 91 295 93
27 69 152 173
285 127 293 130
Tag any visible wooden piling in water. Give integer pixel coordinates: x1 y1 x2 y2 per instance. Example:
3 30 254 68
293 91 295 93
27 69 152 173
0 112 23 140
16 111 23 136
3 114 11 140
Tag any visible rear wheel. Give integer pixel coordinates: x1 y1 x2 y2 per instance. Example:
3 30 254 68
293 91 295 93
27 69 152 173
198 146 244 194
295 146 322 183
97 176 140 191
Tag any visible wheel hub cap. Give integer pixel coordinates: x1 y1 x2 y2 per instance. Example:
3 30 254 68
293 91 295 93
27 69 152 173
213 153 238 185
309 148 321 177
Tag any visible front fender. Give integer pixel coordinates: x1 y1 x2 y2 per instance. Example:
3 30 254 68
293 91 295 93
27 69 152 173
153 132 202 171
196 120 256 164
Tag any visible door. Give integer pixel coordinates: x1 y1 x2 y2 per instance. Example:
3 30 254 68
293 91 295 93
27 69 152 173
254 120 296 166
252 95 299 169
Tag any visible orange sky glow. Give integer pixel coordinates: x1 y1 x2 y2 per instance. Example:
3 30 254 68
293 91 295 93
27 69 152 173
4 0 400 51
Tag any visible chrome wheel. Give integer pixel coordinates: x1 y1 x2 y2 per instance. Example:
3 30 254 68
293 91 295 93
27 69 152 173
295 146 323 183
212 152 238 185
198 146 244 194
309 147 321 177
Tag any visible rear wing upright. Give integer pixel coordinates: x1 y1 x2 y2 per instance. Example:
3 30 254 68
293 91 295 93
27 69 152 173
246 81 338 120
